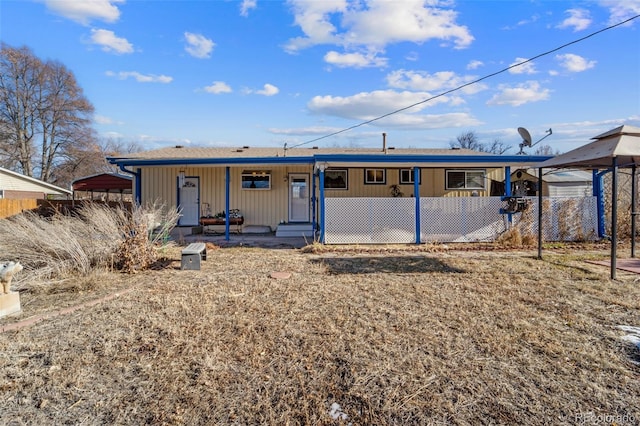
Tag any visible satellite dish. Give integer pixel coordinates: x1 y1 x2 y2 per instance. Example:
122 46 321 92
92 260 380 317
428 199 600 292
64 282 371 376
518 127 532 147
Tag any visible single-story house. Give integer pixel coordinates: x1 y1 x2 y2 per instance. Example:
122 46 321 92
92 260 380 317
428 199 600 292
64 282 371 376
108 145 558 242
0 166 71 200
510 168 593 197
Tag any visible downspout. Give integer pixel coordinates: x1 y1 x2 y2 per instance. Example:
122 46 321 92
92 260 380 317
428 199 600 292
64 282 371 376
118 164 141 206
225 166 230 241
414 167 421 244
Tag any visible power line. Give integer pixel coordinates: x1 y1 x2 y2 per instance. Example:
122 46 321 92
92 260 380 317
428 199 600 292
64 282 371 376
288 14 640 149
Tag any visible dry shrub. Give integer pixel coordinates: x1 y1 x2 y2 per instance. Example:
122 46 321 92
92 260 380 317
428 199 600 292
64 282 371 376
602 170 637 240
0 201 179 287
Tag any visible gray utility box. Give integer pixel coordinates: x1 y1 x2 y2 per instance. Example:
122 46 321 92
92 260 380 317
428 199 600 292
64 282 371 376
181 242 207 270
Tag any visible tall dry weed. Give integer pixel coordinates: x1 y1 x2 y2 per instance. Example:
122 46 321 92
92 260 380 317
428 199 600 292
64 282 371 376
0 201 179 287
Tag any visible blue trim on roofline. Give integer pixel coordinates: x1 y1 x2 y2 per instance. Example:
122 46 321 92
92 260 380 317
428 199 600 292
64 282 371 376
107 156 315 167
107 153 554 168
312 154 553 164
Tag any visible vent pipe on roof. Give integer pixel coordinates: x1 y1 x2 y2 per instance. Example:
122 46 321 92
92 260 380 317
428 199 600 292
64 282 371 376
382 132 387 154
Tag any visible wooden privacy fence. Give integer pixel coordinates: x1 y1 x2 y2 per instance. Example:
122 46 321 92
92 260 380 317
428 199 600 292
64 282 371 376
0 199 38 219
0 199 133 219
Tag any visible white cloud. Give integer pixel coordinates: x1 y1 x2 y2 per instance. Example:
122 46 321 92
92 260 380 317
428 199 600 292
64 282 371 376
90 29 133 54
555 53 596 72
386 69 487 95
508 57 537 75
466 60 483 70
255 83 279 96
45 0 123 25
204 81 232 94
372 112 482 129
308 89 455 120
599 0 640 26
105 71 172 83
285 0 473 54
324 51 388 68
240 0 257 17
487 81 550 107
184 32 215 59
94 114 114 125
268 126 343 136
557 8 592 31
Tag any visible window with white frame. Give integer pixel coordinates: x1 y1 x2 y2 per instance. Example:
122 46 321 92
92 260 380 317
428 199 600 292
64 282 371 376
365 168 386 184
445 169 486 190
241 170 271 190
399 168 420 184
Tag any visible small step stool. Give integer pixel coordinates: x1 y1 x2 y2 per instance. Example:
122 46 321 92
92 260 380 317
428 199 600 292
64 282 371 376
181 242 207 270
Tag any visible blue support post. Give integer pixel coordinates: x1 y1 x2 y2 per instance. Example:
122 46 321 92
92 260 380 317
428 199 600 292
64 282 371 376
225 166 230 241
311 170 317 239
504 166 512 224
319 167 325 243
595 169 608 239
414 167 421 244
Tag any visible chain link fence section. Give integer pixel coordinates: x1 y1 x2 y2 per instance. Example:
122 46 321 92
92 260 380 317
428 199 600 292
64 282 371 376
325 198 416 244
514 196 598 241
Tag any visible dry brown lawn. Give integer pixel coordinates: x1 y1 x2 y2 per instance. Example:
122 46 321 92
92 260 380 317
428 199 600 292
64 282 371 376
1 243 639 425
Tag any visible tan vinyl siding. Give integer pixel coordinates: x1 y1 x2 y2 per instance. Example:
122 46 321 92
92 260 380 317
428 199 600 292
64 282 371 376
140 166 313 229
138 165 507 229
324 167 505 198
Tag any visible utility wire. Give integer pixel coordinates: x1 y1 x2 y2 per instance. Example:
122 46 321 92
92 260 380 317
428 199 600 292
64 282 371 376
288 14 640 149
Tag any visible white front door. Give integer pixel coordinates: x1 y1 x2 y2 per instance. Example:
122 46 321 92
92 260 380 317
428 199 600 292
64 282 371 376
289 173 310 222
178 176 199 226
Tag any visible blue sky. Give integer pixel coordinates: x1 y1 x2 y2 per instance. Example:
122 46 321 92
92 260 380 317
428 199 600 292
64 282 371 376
1 0 639 153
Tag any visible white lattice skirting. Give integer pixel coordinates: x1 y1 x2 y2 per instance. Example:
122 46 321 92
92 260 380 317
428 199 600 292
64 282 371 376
324 196 598 244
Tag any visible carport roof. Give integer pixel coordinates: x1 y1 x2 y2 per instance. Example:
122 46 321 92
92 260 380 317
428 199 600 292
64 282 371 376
72 173 132 193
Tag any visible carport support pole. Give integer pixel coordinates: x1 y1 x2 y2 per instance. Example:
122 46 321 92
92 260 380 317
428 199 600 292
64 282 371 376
319 167 325 243
225 166 230 241
414 167 421 244
538 167 543 260
631 165 637 258
611 157 618 280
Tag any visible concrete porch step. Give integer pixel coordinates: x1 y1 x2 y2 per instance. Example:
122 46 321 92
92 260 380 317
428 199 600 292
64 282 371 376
275 223 314 238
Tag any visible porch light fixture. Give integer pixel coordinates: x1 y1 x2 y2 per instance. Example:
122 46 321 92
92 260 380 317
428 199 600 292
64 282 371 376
178 170 185 188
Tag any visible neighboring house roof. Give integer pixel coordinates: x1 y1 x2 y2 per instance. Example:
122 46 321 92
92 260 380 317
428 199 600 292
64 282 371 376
515 168 593 183
108 146 552 170
0 166 72 195
72 173 132 193
537 125 640 169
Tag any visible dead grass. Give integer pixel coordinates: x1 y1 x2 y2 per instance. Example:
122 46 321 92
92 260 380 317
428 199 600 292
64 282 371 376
1 245 639 425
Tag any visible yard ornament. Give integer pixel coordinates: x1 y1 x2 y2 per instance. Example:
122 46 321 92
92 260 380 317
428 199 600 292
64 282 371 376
0 261 23 294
